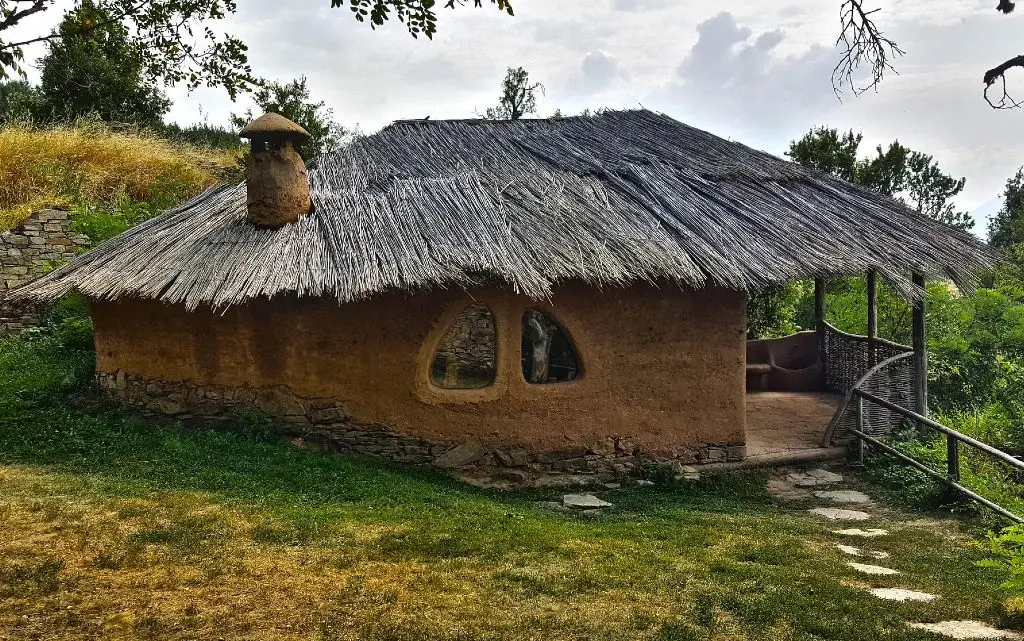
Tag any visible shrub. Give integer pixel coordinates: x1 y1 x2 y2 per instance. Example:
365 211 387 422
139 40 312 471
0 118 241 230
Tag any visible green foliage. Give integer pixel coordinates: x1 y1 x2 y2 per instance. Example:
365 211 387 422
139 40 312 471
989 168 1024 248
35 1 170 127
982 525 1024 590
785 127 861 182
231 76 349 159
69 172 196 244
746 282 809 339
158 120 241 150
482 66 544 120
0 79 41 122
786 126 971 229
336 0 513 39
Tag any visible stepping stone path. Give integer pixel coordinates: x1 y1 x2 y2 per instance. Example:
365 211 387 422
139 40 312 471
774 468 1021 639
787 469 844 487
809 507 871 521
834 528 889 537
907 621 1022 640
562 494 613 510
869 588 937 602
836 543 889 559
814 490 872 504
847 561 900 575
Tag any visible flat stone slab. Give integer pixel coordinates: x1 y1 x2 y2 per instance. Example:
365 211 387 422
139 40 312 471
810 507 871 521
907 621 1022 639
848 561 899 575
836 543 889 559
869 588 937 602
767 478 812 501
814 490 872 504
563 494 613 509
834 528 888 537
787 469 844 487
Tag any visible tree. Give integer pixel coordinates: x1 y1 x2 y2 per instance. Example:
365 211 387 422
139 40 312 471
832 0 1023 109
35 1 170 126
989 168 1024 248
0 0 514 99
482 67 544 120
231 76 348 159
786 127 971 230
0 80 40 121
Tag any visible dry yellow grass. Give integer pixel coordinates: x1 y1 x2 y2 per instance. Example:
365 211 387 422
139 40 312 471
0 121 241 230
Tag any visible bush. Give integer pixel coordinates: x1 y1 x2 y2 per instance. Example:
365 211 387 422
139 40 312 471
980 524 1024 592
0 118 240 230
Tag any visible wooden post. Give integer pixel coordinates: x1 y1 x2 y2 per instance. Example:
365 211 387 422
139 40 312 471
912 272 928 419
856 397 865 465
815 277 826 389
947 434 961 482
867 269 878 367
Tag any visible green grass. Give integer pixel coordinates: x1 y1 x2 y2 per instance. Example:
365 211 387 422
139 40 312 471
0 305 1020 640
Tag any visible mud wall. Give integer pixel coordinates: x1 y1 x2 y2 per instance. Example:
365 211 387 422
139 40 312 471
91 282 747 470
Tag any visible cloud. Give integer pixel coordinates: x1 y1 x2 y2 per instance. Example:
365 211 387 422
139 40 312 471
648 12 836 148
580 50 618 93
610 0 677 11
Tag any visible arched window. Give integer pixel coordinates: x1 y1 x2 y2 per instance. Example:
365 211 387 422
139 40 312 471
430 304 497 389
522 310 580 384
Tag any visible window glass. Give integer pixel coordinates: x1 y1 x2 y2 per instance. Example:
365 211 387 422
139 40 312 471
430 304 497 389
522 310 580 384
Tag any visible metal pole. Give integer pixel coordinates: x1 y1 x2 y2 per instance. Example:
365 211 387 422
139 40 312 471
815 277 826 389
867 269 878 368
912 272 928 419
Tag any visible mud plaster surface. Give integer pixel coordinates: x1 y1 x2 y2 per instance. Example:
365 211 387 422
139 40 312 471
745 392 841 456
91 282 745 455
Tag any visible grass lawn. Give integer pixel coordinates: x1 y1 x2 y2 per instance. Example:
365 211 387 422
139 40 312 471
0 304 1019 640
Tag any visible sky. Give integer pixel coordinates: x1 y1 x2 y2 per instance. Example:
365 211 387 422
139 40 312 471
10 0 1024 233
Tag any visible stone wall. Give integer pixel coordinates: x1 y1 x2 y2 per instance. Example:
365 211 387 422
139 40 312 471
96 371 746 479
430 303 496 387
0 209 90 334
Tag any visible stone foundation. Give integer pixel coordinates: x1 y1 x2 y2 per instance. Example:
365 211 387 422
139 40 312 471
97 371 746 477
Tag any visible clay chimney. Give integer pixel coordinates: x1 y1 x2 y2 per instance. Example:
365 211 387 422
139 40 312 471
238 113 311 228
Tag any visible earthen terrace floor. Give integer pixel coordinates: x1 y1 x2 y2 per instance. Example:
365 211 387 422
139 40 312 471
743 391 846 464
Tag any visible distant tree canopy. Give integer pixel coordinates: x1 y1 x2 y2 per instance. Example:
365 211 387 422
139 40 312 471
787 126 972 231
989 169 1024 248
482 67 543 120
35 1 170 126
0 0 514 99
231 76 348 159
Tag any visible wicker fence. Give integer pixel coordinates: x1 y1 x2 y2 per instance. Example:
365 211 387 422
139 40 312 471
821 322 916 446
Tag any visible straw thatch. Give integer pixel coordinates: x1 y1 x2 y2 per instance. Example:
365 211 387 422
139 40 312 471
10 109 992 310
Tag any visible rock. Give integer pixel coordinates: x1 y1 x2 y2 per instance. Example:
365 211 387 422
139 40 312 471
602 483 621 490
906 621 1022 639
787 469 844 487
433 441 487 468
531 475 602 488
635 480 655 487
847 562 899 575
562 494 613 509
255 387 307 417
834 528 888 537
673 463 701 481
868 588 937 602
147 397 184 416
835 543 889 559
809 507 871 521
814 490 872 504
767 478 811 501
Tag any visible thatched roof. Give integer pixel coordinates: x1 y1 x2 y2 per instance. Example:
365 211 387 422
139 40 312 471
12 109 991 310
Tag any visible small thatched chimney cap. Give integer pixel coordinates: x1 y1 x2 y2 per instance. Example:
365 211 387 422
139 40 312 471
239 112 310 142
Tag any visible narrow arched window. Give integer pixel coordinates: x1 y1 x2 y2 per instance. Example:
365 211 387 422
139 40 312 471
430 304 497 389
522 310 580 384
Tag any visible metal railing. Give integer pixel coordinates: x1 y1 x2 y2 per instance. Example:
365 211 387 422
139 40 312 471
850 389 1024 524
